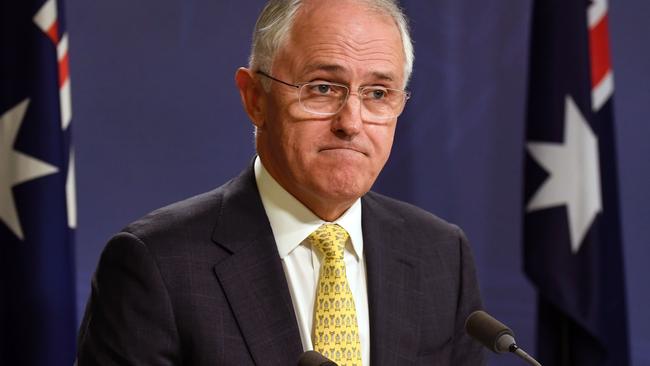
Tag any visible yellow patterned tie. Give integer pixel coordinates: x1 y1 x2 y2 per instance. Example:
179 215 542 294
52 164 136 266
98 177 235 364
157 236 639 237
308 224 362 366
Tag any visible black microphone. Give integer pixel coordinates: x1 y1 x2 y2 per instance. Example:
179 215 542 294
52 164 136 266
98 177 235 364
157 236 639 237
297 350 337 366
465 310 542 366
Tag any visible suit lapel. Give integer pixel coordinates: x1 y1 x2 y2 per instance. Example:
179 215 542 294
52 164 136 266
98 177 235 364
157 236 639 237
211 167 303 365
209 167 423 365
363 194 421 365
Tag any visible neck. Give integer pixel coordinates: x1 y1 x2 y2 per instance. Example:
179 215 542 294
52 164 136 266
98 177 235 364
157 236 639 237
303 197 355 222
257 156 356 222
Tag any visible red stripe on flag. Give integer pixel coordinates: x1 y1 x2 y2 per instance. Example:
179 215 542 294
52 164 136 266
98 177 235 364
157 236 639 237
589 15 612 88
59 53 69 88
46 21 59 44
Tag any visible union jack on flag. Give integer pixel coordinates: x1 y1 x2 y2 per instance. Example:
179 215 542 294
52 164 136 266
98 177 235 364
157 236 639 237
524 0 629 365
1 0 77 364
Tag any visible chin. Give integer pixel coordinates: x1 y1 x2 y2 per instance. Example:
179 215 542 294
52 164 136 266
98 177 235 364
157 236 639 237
315 173 372 202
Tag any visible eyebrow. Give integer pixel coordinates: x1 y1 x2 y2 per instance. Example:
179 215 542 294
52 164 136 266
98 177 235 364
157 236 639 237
369 71 395 83
303 63 346 75
302 64 397 84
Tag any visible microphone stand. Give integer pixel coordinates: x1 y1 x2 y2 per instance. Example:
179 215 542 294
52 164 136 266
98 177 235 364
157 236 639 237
509 343 542 366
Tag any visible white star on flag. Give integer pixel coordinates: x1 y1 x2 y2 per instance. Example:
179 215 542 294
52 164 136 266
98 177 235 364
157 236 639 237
0 99 59 240
526 95 602 253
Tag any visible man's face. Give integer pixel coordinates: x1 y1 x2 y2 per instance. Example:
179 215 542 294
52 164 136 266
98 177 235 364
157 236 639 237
255 0 406 219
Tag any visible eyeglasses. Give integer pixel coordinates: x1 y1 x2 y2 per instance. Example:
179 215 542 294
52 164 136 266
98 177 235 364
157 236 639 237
256 71 411 121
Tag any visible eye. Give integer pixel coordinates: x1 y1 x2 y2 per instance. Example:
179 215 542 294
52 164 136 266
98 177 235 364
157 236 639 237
372 89 386 99
307 83 334 95
365 87 388 100
316 84 331 94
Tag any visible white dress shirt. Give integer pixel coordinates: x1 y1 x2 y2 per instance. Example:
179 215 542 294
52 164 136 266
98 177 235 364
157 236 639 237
254 157 370 366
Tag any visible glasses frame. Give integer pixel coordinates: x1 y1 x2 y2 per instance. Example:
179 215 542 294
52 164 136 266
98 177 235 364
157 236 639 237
255 70 411 120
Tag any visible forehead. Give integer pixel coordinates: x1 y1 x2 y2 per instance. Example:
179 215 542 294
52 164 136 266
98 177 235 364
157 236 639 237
273 0 405 84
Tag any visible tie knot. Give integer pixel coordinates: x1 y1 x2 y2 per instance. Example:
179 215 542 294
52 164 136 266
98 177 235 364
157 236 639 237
308 224 349 260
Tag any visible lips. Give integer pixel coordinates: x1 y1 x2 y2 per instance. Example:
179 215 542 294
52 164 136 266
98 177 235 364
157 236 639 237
319 146 368 156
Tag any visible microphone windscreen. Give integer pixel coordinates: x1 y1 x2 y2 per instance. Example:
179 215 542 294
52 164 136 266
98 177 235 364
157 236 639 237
465 310 515 353
297 350 337 366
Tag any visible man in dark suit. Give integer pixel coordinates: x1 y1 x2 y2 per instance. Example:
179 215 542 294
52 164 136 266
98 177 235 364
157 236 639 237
77 0 485 365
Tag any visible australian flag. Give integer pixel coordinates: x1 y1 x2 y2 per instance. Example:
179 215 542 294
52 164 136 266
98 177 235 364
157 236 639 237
524 0 629 365
0 0 77 365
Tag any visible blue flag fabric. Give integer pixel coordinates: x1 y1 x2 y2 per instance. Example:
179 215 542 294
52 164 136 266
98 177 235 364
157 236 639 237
524 0 629 365
0 0 76 365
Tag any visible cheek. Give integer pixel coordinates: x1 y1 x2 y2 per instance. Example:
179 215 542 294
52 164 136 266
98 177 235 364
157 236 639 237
281 125 323 171
263 111 309 159
368 125 396 163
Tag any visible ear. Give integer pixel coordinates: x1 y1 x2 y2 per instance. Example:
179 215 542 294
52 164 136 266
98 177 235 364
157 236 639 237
235 67 266 128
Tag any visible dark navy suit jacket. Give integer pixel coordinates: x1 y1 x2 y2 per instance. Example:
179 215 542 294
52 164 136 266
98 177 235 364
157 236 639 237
77 165 485 365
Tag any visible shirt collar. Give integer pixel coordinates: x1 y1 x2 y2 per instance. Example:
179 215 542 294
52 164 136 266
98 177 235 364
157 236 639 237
254 156 363 259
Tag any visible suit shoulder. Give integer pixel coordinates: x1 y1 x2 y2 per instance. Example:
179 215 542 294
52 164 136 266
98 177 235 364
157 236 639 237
123 187 222 238
363 190 462 236
115 172 247 253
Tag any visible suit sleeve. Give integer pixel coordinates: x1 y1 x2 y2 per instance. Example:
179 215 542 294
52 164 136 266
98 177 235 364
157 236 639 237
451 228 486 365
77 232 181 365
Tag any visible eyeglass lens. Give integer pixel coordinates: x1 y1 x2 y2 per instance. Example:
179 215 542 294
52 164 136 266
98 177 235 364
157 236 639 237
299 82 406 119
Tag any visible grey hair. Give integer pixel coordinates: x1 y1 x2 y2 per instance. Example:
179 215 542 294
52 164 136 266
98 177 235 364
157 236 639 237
248 0 415 88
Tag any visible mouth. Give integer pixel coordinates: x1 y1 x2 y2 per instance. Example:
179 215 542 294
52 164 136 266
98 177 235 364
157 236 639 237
319 146 368 156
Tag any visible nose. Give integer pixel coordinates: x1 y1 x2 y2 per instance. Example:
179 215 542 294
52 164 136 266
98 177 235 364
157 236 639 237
331 92 362 137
